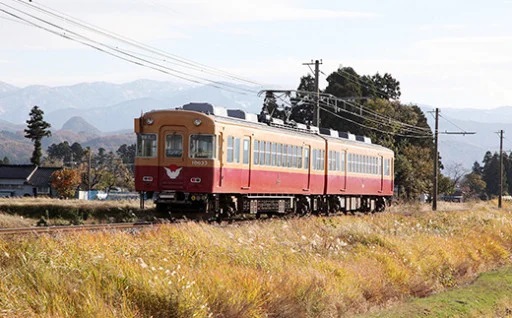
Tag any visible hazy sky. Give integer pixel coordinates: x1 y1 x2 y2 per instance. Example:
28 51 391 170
1 0 512 109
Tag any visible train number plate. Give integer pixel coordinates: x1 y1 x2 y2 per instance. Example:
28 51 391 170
191 160 208 166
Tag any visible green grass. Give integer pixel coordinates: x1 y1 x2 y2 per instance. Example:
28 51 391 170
359 267 512 318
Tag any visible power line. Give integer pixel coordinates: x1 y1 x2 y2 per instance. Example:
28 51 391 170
0 0 262 95
12 0 263 87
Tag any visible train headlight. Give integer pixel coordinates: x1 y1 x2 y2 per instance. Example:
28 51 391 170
145 118 154 125
190 177 202 183
193 119 202 126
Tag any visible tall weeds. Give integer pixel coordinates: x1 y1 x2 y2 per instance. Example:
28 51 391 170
0 202 511 317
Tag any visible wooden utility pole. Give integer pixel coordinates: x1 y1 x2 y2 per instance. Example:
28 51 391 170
433 108 439 211
499 130 504 208
431 108 475 211
303 59 322 127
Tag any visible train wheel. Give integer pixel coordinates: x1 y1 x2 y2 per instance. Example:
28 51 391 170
375 197 386 212
296 197 311 217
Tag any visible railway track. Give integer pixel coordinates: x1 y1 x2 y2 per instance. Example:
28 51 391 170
0 222 154 236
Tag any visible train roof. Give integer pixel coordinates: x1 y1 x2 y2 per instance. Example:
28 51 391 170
168 102 392 152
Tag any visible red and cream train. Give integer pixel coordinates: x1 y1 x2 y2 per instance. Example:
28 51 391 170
134 103 394 218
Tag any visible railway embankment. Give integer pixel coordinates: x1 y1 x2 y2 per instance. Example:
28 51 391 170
0 197 156 225
0 201 511 317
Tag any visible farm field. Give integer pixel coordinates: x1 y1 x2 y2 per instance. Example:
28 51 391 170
0 201 511 317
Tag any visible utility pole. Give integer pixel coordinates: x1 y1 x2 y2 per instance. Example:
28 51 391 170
433 108 439 211
303 59 322 127
499 130 504 208
431 108 475 211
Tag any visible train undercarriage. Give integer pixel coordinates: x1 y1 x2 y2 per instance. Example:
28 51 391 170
148 191 391 221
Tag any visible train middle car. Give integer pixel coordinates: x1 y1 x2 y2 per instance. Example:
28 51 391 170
134 103 394 218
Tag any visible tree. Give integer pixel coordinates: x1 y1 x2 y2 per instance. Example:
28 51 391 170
50 168 81 199
481 152 507 197
461 172 487 200
24 106 51 165
0 157 9 164
46 141 85 167
81 147 134 191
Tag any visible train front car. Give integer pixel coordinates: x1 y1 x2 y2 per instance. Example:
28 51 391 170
134 104 219 218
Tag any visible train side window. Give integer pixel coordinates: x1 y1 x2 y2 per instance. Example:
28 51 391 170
243 139 249 165
304 147 309 170
297 146 302 169
189 134 216 159
266 142 271 166
341 151 345 172
136 134 157 158
292 146 296 168
288 145 293 168
283 145 288 168
260 141 267 166
277 144 282 167
253 140 259 165
234 138 240 163
227 136 234 163
385 158 390 176
271 143 277 166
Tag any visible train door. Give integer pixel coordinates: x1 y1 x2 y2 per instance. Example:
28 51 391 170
379 155 384 192
159 126 187 189
241 137 251 190
341 150 347 191
390 158 395 192
304 145 311 191
219 132 224 187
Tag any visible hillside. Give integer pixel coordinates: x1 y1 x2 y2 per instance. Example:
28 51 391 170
0 79 264 132
0 126 133 164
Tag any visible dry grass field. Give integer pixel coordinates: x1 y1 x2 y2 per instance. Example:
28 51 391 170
0 200 511 317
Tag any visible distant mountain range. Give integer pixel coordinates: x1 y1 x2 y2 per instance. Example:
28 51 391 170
0 79 264 163
0 79 509 169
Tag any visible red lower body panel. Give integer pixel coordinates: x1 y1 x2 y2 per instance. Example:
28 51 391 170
135 165 392 197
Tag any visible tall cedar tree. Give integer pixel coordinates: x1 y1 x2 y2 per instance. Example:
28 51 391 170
24 106 52 165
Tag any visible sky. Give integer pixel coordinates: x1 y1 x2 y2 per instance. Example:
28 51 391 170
1 0 512 109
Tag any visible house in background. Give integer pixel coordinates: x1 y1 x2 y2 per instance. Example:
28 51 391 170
0 165 62 197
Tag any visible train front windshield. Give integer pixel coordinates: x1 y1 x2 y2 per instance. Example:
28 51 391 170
190 134 216 159
136 134 157 157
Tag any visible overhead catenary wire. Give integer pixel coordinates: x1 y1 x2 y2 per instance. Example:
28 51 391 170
10 0 263 87
264 88 433 138
294 89 432 135
319 105 432 139
0 0 262 95
0 5 258 95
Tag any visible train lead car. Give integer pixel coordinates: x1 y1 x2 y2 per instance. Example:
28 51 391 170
134 102 394 219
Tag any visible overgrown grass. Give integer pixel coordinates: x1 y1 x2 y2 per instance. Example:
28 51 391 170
0 213 35 228
0 197 155 225
0 201 511 317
